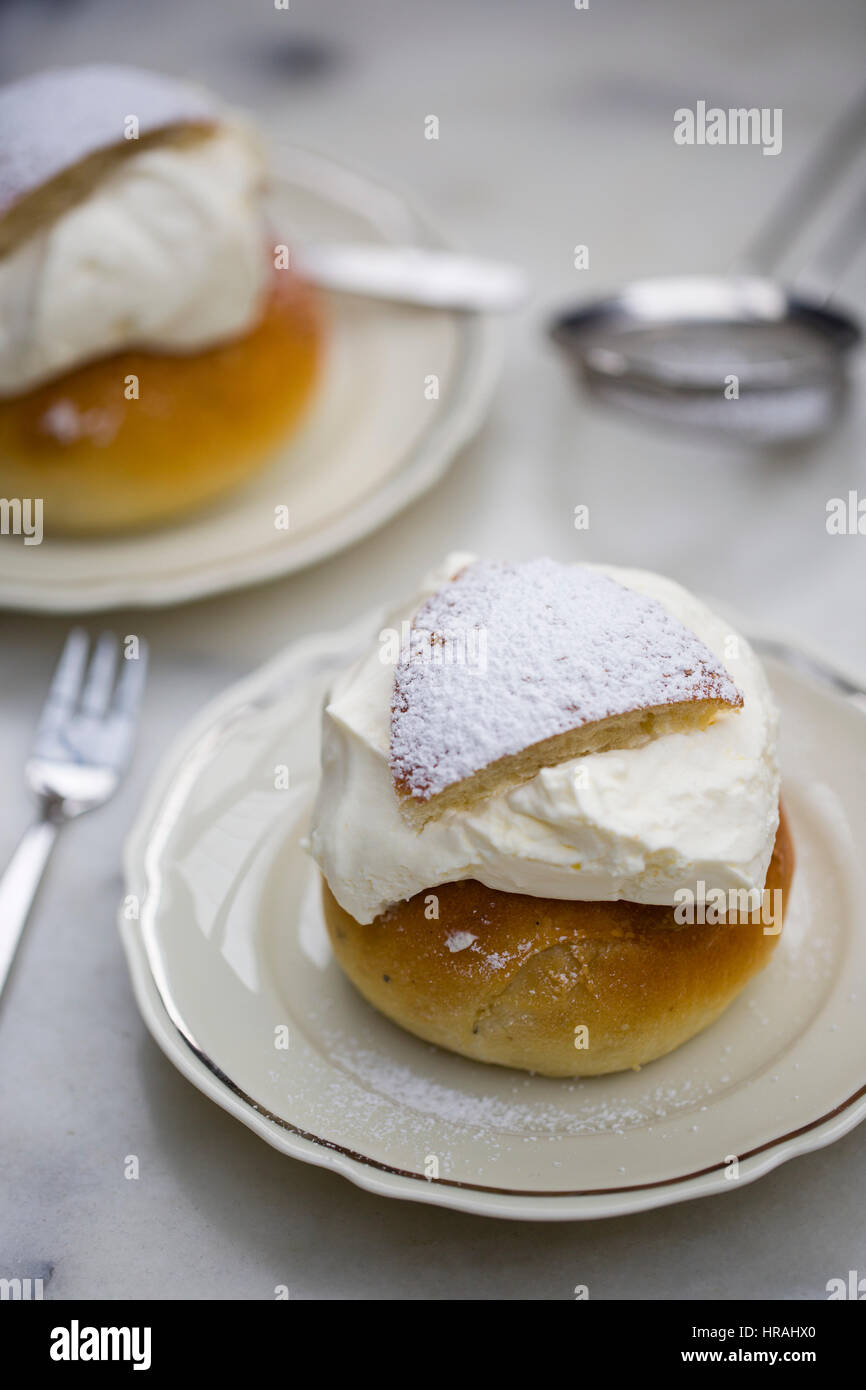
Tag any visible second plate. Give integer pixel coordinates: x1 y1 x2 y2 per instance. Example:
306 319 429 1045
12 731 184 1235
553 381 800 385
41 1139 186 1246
0 150 501 613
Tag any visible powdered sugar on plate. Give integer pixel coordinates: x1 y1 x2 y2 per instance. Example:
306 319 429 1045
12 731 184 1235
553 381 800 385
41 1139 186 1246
320 1039 721 1139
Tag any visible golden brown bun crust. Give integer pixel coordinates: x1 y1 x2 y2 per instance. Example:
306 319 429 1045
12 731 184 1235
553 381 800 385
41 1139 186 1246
322 807 794 1076
0 269 322 535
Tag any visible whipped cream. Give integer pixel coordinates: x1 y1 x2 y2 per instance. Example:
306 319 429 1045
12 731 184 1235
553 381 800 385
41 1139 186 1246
0 124 268 395
309 556 781 924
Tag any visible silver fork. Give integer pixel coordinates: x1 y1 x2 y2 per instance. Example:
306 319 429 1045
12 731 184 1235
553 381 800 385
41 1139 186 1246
0 629 148 999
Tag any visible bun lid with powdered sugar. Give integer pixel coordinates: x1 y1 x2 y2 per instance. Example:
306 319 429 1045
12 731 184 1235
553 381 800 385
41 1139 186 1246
0 65 219 251
390 557 744 827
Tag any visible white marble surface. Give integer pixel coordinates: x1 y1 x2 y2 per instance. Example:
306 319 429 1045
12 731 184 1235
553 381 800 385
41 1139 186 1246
1 0 865 1299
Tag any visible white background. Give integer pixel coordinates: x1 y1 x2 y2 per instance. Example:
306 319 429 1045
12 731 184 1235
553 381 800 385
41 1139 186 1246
1 0 865 1299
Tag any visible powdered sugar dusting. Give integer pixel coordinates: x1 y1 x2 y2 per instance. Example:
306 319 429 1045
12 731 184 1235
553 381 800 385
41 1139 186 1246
391 559 743 802
319 1040 721 1138
445 930 477 953
0 65 216 219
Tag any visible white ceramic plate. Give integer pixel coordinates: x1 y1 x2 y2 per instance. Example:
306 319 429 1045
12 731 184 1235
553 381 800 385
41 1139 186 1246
0 151 501 613
121 614 866 1220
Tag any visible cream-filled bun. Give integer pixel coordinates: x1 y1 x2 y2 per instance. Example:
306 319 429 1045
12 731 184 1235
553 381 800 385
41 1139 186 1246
0 65 322 532
310 556 792 1076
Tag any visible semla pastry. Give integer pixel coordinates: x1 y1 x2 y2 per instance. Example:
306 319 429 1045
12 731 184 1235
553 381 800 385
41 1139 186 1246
0 65 322 533
310 555 793 1077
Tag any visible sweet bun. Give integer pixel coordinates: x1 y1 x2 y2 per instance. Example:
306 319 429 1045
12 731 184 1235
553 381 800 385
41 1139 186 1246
322 806 794 1077
0 65 323 534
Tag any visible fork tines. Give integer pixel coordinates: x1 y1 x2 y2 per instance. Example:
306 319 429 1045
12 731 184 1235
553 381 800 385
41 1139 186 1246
33 629 149 768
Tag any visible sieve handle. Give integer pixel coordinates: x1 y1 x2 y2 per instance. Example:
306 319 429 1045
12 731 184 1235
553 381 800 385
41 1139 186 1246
790 186 866 303
738 86 866 291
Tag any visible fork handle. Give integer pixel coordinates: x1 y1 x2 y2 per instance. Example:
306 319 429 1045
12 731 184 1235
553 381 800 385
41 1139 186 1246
0 816 60 1000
